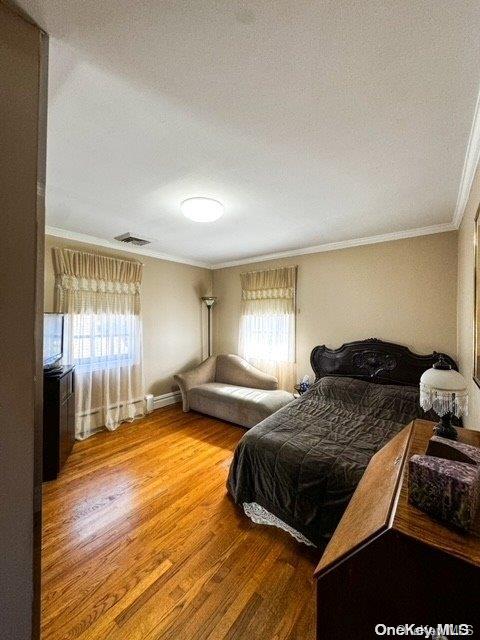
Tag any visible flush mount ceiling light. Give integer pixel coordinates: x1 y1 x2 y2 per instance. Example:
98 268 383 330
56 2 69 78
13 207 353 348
181 197 224 222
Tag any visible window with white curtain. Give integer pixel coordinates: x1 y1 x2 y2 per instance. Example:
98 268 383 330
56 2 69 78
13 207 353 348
238 266 297 390
240 314 294 363
70 314 142 370
52 247 145 440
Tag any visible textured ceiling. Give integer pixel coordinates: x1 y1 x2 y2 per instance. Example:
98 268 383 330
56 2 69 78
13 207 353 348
19 0 480 265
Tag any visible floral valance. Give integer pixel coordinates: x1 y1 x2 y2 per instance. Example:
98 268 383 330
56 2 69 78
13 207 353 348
240 266 297 315
56 275 141 295
52 247 143 315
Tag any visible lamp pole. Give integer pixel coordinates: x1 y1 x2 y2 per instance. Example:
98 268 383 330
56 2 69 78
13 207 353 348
201 297 217 357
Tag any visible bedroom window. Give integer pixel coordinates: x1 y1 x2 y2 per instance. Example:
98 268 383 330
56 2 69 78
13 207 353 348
70 313 141 370
240 313 294 363
239 266 297 390
52 246 145 440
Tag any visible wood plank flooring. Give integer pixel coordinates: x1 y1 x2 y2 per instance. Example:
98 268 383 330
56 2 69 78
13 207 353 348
42 405 318 639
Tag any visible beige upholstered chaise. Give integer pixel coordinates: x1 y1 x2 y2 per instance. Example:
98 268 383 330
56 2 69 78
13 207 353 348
174 354 294 429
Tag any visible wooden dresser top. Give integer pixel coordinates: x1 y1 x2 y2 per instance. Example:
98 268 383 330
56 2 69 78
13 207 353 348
315 419 480 578
394 419 480 565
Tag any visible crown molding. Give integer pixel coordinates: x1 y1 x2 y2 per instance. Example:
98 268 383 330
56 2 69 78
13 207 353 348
45 226 211 269
452 85 480 229
47 222 457 272
210 222 456 269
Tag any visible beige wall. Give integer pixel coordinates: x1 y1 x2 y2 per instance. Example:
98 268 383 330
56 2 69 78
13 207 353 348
46 230 460 408
44 235 212 397
457 165 480 430
213 232 458 385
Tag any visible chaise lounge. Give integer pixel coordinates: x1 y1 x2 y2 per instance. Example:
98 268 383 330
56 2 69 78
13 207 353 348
174 354 294 429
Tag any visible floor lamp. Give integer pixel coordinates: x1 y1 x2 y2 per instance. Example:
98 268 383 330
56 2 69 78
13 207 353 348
201 296 217 357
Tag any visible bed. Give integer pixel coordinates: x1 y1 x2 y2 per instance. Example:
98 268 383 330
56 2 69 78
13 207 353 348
226 338 457 546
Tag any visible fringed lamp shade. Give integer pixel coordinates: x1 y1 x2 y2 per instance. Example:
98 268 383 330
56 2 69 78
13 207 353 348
420 358 468 419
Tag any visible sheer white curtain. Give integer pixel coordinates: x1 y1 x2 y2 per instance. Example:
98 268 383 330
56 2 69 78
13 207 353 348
238 266 297 391
53 247 145 440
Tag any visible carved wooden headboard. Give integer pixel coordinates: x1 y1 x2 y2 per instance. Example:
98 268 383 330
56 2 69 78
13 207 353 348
310 338 457 387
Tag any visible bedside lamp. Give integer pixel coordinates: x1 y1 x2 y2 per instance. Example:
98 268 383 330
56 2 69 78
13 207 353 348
419 356 468 440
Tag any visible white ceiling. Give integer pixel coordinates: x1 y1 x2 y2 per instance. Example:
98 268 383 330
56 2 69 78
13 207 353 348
20 0 480 267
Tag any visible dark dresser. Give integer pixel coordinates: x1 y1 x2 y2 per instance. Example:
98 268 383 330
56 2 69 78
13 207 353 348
43 365 76 481
315 419 480 639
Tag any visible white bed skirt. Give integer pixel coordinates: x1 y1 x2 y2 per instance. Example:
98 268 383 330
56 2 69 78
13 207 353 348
242 502 316 547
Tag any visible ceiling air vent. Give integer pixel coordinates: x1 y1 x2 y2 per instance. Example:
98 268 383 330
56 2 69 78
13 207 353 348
114 232 151 246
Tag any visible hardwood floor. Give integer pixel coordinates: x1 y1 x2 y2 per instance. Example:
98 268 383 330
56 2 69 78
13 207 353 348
42 405 318 639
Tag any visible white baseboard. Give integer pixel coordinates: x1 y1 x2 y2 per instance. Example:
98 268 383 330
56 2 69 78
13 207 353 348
153 391 181 410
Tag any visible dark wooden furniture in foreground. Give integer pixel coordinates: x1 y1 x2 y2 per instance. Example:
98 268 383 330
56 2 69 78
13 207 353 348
42 405 317 640
43 365 75 481
310 338 457 385
315 419 480 640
